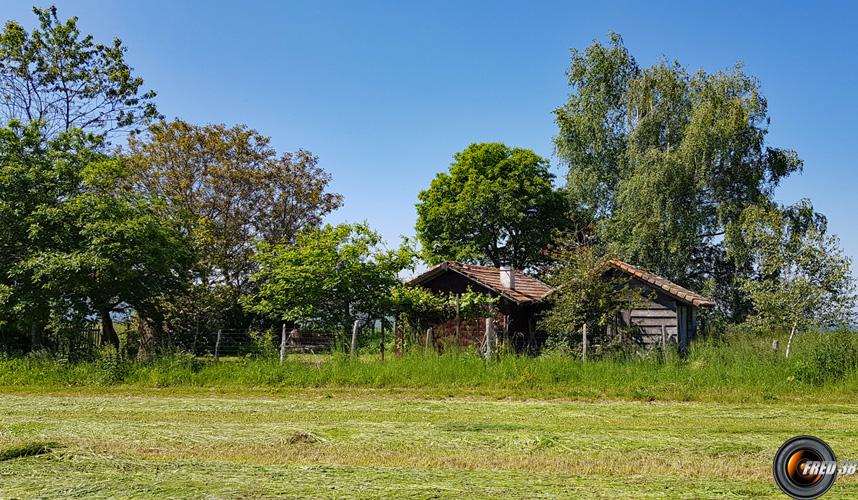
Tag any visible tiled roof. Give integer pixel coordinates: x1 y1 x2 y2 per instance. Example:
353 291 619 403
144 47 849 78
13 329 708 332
407 262 554 304
608 259 715 308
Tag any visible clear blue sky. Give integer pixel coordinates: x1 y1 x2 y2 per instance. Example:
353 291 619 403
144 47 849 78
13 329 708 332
6 1 857 264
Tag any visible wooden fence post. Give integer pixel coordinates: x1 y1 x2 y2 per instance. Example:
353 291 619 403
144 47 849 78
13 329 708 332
455 295 461 350
424 327 433 353
350 320 360 357
484 317 497 360
582 323 587 363
394 319 402 357
661 324 667 350
380 319 385 361
279 323 287 364
214 328 222 362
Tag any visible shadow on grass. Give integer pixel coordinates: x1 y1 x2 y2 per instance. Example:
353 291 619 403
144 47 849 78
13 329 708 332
0 441 60 461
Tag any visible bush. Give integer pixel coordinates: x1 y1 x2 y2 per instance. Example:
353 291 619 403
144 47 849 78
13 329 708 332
791 331 858 385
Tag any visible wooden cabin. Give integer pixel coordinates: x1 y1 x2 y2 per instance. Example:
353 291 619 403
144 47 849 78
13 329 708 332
607 260 715 351
407 259 715 353
406 262 553 351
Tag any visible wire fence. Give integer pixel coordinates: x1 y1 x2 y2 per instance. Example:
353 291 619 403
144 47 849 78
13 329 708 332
196 328 338 359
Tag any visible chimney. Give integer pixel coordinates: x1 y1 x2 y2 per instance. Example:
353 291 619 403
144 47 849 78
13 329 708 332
499 266 515 290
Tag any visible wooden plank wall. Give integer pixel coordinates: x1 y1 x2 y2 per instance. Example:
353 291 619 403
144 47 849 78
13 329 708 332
624 278 678 345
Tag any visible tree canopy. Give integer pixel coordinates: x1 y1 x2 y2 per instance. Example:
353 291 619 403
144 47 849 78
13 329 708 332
554 34 804 320
127 120 343 313
416 142 567 271
735 200 855 354
0 121 191 349
244 223 414 334
0 6 160 139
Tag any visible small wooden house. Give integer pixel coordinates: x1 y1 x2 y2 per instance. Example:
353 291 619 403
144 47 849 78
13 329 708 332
406 262 554 351
407 259 715 353
607 260 715 351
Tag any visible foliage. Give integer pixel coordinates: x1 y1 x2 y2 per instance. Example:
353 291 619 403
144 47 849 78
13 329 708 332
126 120 343 312
244 223 414 334
0 6 160 139
540 244 644 350
389 285 498 332
735 200 856 337
791 330 858 385
555 34 804 320
416 142 567 271
0 121 192 349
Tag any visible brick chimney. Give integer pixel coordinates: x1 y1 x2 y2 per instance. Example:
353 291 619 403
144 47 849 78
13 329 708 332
499 266 515 290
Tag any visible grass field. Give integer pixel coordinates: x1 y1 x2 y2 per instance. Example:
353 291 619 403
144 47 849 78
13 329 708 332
2 388 858 498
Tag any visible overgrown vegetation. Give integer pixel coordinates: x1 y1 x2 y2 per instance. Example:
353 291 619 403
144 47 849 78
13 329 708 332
2 331 857 402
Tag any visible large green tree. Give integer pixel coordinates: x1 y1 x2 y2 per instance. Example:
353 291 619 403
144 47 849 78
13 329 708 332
416 143 567 271
0 121 89 343
0 6 160 139
0 121 191 351
555 34 803 319
244 223 414 338
126 120 343 325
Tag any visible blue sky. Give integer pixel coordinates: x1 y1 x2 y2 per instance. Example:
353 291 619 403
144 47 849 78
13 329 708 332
6 1 857 263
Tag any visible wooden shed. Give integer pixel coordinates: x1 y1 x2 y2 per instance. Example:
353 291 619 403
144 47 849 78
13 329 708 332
607 259 715 351
406 262 554 351
407 259 714 353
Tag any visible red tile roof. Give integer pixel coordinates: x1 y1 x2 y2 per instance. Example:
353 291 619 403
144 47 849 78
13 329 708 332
608 259 715 308
408 260 715 308
407 262 554 304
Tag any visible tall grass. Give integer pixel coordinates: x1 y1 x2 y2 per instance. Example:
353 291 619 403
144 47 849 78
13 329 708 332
1 331 857 402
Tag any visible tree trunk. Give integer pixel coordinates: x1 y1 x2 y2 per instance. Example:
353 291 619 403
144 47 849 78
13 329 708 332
100 309 120 351
29 321 39 352
785 321 799 358
136 320 156 362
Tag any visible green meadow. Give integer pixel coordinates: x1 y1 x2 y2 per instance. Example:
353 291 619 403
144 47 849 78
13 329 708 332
1 333 858 498
2 390 858 498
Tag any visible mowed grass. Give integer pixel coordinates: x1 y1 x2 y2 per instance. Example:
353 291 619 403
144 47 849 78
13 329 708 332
2 389 858 498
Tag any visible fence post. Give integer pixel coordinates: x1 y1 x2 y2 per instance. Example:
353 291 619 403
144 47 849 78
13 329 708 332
582 323 587 363
394 318 402 357
350 320 360 357
279 323 287 364
380 319 385 361
214 328 222 362
484 317 497 360
661 324 667 350
424 327 433 353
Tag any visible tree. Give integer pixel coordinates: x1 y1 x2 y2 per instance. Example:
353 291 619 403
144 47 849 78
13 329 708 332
554 34 803 320
0 6 160 139
539 244 643 352
0 120 91 344
0 121 192 351
24 158 192 350
126 120 343 319
416 143 567 271
735 201 855 357
244 223 414 339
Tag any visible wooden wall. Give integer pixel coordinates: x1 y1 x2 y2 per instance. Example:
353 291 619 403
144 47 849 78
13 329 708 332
622 277 679 346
